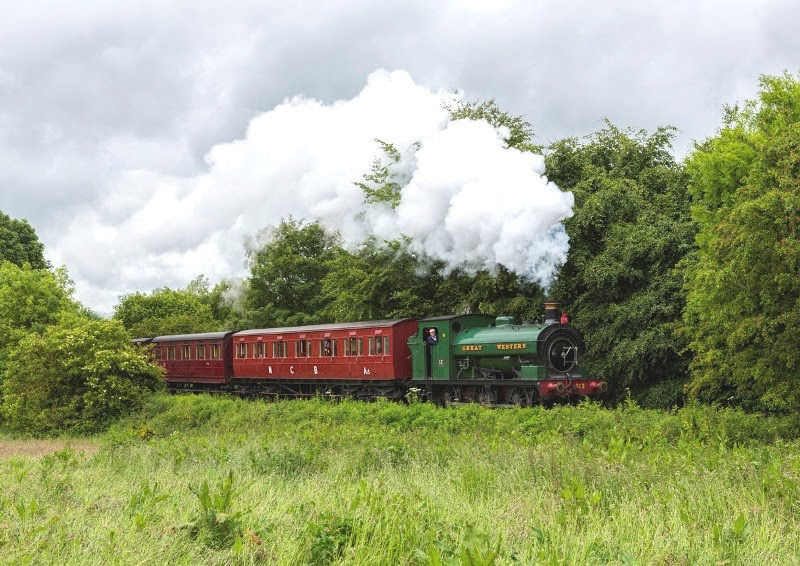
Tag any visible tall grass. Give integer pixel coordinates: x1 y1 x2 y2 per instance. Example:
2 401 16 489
1 395 799 564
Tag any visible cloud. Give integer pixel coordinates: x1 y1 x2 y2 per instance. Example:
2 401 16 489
2 0 800 311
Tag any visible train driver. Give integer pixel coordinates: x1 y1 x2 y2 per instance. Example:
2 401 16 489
426 328 439 345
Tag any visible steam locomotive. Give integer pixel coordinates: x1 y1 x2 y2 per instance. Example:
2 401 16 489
136 302 606 406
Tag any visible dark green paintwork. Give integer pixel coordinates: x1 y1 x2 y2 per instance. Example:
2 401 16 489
409 315 583 383
408 315 495 381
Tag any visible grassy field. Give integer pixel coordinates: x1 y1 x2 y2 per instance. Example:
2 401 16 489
1 395 799 565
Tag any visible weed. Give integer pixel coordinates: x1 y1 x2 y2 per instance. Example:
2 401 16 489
186 471 245 549
415 526 501 566
128 481 169 530
713 513 751 562
307 512 355 565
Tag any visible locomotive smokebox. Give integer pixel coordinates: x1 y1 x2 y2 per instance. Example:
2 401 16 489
544 301 561 323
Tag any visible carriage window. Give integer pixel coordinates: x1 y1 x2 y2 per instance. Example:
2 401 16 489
167 346 176 360
197 345 205 360
320 338 334 357
273 341 287 358
238 343 248 358
358 337 363 356
368 337 375 355
181 345 190 360
256 342 265 358
154 346 161 360
295 340 311 357
347 337 357 356
211 344 220 359
375 337 383 355
383 336 390 355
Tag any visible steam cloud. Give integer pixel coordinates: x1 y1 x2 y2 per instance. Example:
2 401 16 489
53 69 573 311
354 118 573 283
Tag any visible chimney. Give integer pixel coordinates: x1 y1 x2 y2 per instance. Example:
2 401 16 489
544 301 561 323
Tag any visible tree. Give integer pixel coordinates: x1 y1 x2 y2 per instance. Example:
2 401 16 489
0 211 48 269
684 72 800 412
444 98 537 151
545 122 695 407
243 218 339 327
0 262 78 385
2 315 163 434
114 287 219 337
320 239 440 321
437 268 546 322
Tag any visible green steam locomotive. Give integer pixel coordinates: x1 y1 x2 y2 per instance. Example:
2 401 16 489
408 302 607 406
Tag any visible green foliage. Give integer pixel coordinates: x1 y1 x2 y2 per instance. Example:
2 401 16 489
545 122 695 403
0 263 76 342
114 286 219 337
206 279 246 330
1 316 164 434
0 211 48 270
243 218 339 327
3 396 800 563
114 394 800 447
317 235 547 323
354 140 405 208
416 526 501 566
307 512 355 565
437 268 545 323
186 471 244 549
320 238 440 321
128 481 169 531
684 71 800 412
444 98 536 151
0 263 78 386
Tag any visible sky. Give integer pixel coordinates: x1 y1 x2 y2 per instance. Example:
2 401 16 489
1 0 798 314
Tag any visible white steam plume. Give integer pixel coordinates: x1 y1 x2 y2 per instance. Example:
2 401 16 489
55 69 573 312
357 118 573 283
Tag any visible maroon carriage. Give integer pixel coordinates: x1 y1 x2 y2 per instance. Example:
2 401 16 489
230 319 418 399
152 332 234 390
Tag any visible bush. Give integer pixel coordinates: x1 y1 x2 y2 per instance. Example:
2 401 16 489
2 315 163 434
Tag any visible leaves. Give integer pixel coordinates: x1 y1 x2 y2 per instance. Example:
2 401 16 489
243 218 339 328
0 211 48 270
684 71 800 412
114 286 219 337
1 316 164 434
545 122 695 405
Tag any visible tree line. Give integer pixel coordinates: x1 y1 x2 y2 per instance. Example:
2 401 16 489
1 72 799 433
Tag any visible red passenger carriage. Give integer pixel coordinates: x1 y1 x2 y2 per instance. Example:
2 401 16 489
152 332 234 390
230 319 417 398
